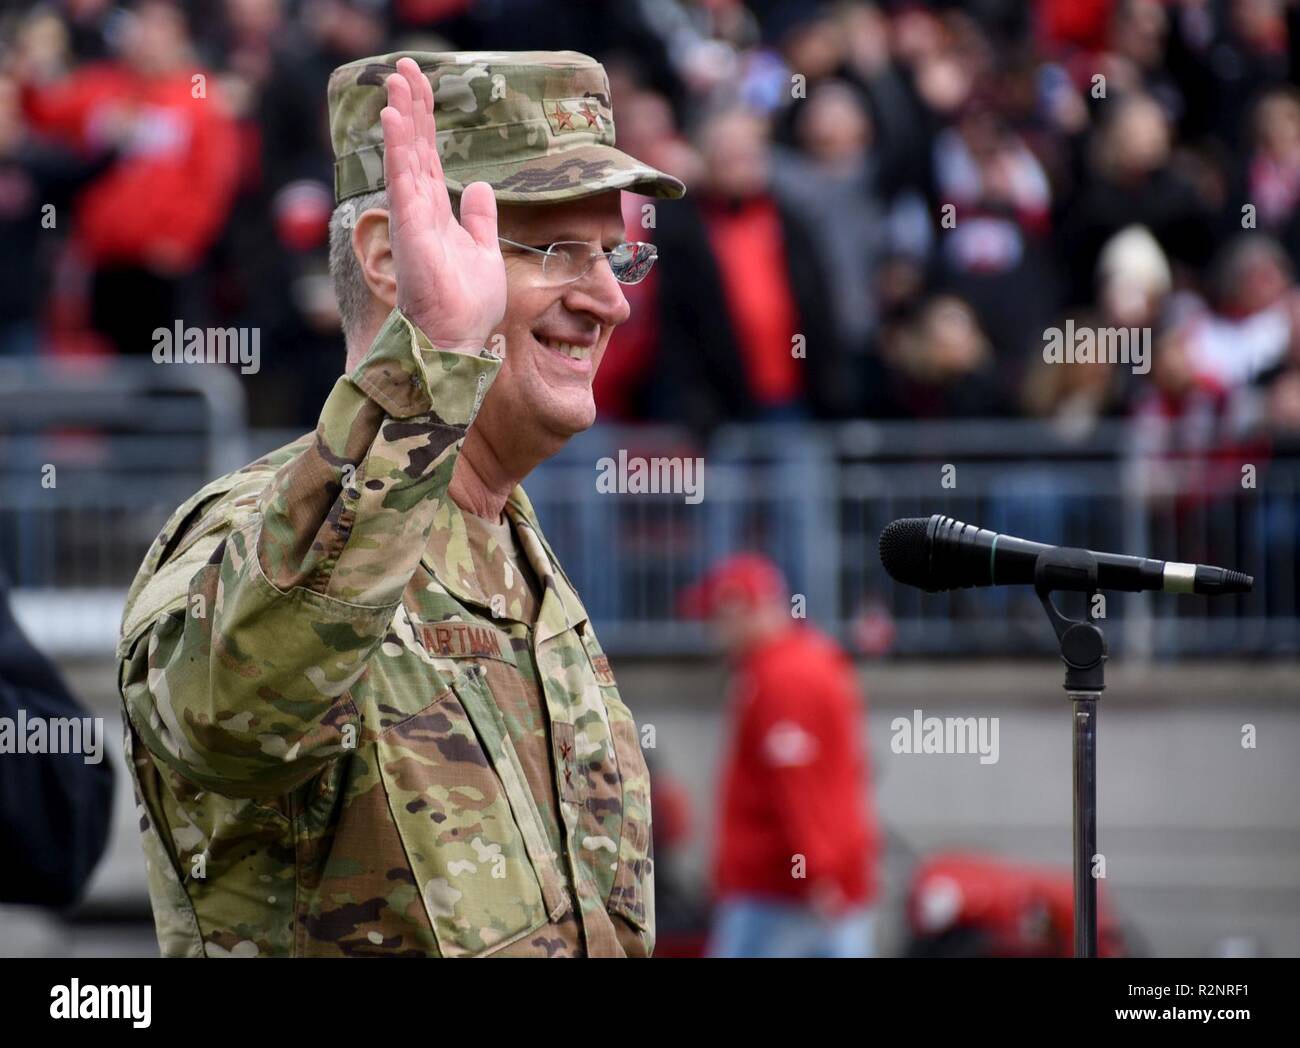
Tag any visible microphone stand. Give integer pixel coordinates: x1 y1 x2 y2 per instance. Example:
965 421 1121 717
1034 548 1107 959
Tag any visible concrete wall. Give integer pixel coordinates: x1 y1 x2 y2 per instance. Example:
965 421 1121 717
612 657 1300 957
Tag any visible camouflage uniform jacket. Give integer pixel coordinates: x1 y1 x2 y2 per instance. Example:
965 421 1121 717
115 310 653 957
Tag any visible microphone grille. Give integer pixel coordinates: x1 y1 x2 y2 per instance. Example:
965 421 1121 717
879 517 932 589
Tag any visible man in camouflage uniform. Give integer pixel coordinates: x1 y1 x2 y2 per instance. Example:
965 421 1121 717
115 52 684 957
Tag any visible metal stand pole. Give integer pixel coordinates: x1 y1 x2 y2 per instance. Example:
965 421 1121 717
1035 548 1107 959
1070 690 1101 958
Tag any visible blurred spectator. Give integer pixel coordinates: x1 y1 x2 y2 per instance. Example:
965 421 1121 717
679 553 881 958
1242 85 1300 270
1185 234 1294 390
653 104 849 434
875 295 1010 419
905 852 1130 958
59 0 117 63
771 77 932 365
201 0 375 428
1021 311 1127 440
1097 223 1173 331
593 78 685 422
1036 0 1113 53
1097 0 1184 123
1060 92 1214 307
0 67 115 356
1263 364 1300 451
1019 224 1174 438
257 0 386 197
1246 87 1300 228
933 88 1061 362
1132 321 1254 568
0 570 114 907
18 0 240 356
4 0 1300 434
1133 323 1234 464
1174 0 1292 150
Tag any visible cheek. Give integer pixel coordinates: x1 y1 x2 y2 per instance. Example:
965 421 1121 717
501 279 558 341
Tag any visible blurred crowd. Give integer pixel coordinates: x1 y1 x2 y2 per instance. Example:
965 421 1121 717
4 0 1300 459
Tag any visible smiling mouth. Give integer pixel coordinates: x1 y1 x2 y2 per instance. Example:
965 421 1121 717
536 334 595 362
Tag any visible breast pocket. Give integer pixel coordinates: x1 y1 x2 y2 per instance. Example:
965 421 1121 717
582 634 655 955
376 665 566 957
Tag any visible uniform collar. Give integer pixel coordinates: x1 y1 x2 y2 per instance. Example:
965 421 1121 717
421 484 589 643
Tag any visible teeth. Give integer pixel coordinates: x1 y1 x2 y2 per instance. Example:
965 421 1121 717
542 338 591 360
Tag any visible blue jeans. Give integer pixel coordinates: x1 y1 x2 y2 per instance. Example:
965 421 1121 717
706 897 876 958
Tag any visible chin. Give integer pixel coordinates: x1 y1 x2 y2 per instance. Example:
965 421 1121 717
547 398 598 438
510 384 597 446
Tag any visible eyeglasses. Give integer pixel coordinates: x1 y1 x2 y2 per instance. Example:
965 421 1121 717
497 237 658 286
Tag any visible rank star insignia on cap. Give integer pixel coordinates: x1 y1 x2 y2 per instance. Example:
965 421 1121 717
328 50 686 205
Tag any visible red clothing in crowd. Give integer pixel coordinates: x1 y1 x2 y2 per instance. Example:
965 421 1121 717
713 624 880 907
23 63 239 269
1034 0 1115 53
593 193 661 419
700 196 804 408
1132 373 1248 510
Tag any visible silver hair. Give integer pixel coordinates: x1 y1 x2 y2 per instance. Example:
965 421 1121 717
328 187 469 346
327 188 389 344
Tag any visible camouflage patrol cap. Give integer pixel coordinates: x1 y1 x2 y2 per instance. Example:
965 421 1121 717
328 50 686 205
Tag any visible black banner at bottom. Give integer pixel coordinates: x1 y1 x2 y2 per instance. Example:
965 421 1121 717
0 956 1289 1036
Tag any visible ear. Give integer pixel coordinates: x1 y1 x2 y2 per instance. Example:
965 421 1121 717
353 207 397 311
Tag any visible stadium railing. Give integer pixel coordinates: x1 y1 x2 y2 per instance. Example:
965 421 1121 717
0 356 248 656
2 361 1294 659
527 419 1296 658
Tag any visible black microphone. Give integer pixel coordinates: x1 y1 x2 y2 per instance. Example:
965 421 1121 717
879 514 1253 595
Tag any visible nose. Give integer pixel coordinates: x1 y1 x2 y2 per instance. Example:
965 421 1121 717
563 254 631 327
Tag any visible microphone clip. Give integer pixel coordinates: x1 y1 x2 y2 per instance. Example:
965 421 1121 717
1035 548 1107 694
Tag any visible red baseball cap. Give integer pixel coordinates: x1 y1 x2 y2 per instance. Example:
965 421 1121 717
677 553 788 618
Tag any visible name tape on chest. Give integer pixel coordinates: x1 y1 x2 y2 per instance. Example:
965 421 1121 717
418 621 507 660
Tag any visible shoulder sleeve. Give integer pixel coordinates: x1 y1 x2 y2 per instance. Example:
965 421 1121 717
118 311 500 795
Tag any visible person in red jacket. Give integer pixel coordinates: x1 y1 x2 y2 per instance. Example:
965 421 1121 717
679 553 882 957
20 0 239 356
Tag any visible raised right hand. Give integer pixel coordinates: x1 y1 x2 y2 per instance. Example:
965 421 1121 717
380 57 507 353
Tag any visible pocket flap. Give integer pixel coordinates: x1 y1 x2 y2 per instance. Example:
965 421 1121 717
377 679 553 956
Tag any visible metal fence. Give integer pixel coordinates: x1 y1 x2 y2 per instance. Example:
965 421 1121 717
531 420 1299 658
2 359 1296 658
0 356 248 654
